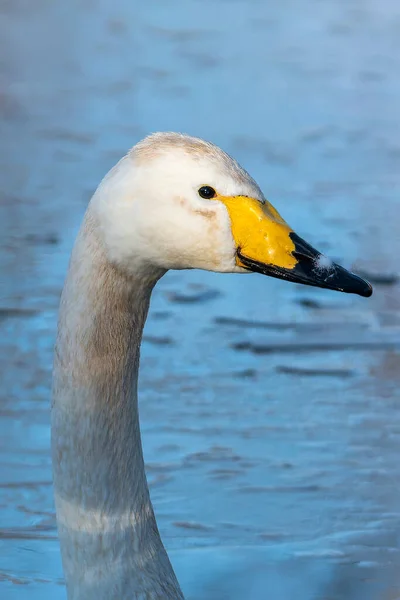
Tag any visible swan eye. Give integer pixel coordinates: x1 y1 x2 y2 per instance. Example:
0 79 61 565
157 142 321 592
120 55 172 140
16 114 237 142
198 186 216 199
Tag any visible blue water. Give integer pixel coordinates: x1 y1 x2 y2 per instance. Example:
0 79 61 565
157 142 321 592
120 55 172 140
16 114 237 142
1 1 400 598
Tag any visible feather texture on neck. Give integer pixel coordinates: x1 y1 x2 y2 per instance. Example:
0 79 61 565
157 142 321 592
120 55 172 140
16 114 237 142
52 210 183 599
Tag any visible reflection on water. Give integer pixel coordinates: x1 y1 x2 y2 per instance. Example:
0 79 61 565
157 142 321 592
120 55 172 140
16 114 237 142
1 0 400 598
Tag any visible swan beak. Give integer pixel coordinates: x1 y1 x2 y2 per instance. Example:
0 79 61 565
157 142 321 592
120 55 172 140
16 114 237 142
218 195 373 297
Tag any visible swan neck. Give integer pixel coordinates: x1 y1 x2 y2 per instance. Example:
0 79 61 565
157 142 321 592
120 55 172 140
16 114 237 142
51 211 183 599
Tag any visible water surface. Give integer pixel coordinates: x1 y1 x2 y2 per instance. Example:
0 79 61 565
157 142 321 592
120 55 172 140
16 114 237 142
1 1 400 598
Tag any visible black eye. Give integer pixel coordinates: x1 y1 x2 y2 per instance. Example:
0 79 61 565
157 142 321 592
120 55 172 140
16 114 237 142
198 186 216 199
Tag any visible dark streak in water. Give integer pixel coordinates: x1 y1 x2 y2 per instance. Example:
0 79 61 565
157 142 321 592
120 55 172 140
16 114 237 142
239 484 324 493
0 528 57 541
0 307 40 320
215 316 294 330
142 335 174 346
0 480 52 489
216 316 367 334
234 368 258 379
296 298 325 309
166 289 221 304
24 233 59 246
232 336 400 354
276 365 354 377
173 521 213 531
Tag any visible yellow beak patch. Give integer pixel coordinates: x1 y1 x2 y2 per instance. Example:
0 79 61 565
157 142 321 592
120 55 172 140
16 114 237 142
216 195 297 270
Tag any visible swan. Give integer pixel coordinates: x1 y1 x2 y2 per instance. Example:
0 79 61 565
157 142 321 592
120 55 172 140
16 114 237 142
52 132 372 600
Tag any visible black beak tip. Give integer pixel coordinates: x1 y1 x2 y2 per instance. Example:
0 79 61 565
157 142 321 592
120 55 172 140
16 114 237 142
330 263 374 298
288 233 374 298
335 265 373 298
357 278 373 298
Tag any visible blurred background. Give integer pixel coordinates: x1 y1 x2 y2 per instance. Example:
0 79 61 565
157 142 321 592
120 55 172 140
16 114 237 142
1 0 400 598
